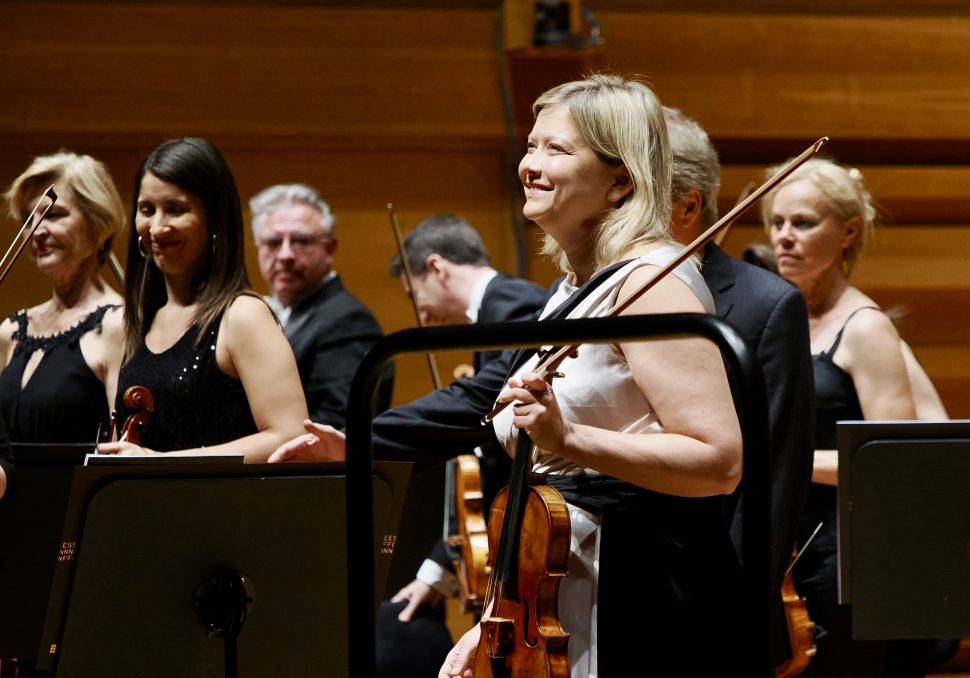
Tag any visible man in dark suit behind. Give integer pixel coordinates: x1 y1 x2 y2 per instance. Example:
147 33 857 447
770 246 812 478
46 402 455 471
376 214 548 678
390 214 549 372
250 184 391 430
664 106 816 665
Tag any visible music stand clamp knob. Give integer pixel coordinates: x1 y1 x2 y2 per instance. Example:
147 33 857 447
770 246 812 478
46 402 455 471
192 569 255 640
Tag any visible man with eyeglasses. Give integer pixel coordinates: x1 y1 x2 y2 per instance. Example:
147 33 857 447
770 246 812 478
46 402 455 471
250 183 391 429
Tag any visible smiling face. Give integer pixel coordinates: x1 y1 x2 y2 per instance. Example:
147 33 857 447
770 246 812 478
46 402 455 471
255 202 335 308
28 178 102 279
517 105 627 248
135 172 210 282
768 178 858 288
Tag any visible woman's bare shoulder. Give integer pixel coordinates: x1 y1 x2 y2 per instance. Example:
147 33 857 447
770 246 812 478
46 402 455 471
98 304 125 338
842 302 898 341
0 314 16 352
0 306 27 337
839 303 903 370
220 294 284 357
618 264 706 315
224 293 276 329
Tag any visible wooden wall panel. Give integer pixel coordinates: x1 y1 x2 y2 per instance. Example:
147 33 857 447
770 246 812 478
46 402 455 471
2 2 970 416
598 12 970 141
0 4 503 142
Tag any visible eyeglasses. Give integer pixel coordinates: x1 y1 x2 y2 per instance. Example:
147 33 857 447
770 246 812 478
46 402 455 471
257 233 328 254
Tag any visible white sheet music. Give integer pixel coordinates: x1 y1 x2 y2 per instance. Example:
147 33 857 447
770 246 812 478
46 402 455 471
83 452 245 466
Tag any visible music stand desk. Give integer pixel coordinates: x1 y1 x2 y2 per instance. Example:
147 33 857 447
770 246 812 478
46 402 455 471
0 443 91 661
36 459 409 678
838 419 970 639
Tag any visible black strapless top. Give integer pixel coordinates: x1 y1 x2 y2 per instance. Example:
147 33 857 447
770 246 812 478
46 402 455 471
115 311 257 452
0 305 117 443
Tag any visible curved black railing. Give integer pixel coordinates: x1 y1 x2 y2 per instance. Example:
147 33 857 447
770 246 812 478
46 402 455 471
345 313 772 677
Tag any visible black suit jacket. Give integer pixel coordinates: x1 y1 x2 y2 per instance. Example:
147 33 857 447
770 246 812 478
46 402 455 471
474 273 551 370
469 273 549 504
427 273 549 570
281 274 391 430
703 243 814 586
703 243 815 660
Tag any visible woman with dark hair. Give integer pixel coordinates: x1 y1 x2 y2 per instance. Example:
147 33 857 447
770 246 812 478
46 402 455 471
98 138 306 461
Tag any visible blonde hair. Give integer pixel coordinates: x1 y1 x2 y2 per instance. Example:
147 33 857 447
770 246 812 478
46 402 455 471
532 73 672 273
4 151 126 265
761 157 878 276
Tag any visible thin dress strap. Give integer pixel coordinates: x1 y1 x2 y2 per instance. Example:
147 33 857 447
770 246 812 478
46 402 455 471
821 305 882 358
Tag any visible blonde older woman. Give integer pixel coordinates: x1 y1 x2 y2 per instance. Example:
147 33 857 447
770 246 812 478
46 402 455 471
764 157 933 677
0 152 125 443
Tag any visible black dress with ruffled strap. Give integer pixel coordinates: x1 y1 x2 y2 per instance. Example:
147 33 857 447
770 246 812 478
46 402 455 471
0 305 117 444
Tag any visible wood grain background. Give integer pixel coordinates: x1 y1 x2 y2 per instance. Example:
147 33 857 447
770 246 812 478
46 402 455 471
3 2 969 415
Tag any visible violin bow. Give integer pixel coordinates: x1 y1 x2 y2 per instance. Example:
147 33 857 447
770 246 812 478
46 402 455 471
715 180 757 247
388 203 442 390
482 136 829 424
0 185 58 286
107 250 125 286
389 205 458 542
786 521 824 576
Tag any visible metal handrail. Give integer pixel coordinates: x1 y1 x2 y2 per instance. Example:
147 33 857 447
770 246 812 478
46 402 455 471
345 312 772 677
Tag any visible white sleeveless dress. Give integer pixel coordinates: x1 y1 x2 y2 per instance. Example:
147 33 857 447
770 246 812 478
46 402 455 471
491 246 715 677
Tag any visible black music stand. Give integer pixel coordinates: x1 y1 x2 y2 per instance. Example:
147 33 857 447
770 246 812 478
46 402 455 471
838 420 970 639
0 443 90 664
34 459 410 678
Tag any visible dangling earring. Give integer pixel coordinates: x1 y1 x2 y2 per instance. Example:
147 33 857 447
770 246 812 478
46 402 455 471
211 232 217 256
137 236 150 259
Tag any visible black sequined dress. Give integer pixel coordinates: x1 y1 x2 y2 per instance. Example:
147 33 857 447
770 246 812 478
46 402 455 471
115 311 257 451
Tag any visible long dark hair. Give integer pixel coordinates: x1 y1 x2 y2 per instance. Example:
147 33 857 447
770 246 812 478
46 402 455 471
123 138 251 362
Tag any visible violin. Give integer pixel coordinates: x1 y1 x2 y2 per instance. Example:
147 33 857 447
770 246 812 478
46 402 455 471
387 205 490 612
474 434 570 677
776 553 816 678
444 363 490 612
474 138 830 674
115 385 154 445
447 443 490 613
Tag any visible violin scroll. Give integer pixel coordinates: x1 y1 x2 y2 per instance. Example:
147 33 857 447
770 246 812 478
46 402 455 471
117 385 155 445
453 363 475 380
